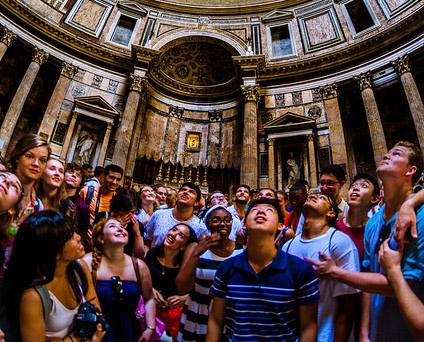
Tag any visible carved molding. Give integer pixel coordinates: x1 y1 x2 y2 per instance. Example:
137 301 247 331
241 85 260 103
0 27 17 47
355 71 372 91
320 83 338 99
392 55 410 76
169 105 184 118
32 47 49 65
129 74 147 93
208 110 223 122
61 61 78 79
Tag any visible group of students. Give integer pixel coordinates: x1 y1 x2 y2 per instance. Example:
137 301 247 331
0 133 423 342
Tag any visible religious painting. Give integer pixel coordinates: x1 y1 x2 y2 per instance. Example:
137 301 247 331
51 121 68 145
71 124 102 165
185 132 201 152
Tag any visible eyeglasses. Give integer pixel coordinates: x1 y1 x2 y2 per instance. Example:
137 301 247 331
111 276 124 300
375 224 391 254
209 217 233 225
319 180 339 187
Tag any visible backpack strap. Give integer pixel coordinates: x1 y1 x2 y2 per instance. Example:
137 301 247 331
328 228 338 253
285 236 296 253
85 185 96 207
131 257 142 291
34 285 52 322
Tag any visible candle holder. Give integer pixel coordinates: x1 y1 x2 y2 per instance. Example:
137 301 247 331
163 162 171 183
155 161 163 182
171 163 179 184
202 165 208 187
188 164 193 182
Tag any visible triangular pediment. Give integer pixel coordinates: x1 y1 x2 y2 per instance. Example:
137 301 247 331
117 1 147 16
262 9 294 23
74 96 120 118
264 112 315 132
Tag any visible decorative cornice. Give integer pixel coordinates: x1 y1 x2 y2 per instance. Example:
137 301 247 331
0 0 132 70
259 7 424 80
355 71 373 91
320 83 338 99
0 27 17 47
60 61 78 79
32 47 49 65
131 45 161 65
392 54 410 76
129 74 148 93
241 85 260 102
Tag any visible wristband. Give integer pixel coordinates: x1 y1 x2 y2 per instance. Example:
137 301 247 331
147 325 156 331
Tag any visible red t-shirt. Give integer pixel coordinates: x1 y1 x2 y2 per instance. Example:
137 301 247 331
336 219 365 262
284 211 301 233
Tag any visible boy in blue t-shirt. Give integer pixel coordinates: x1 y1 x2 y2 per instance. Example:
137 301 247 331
206 198 319 342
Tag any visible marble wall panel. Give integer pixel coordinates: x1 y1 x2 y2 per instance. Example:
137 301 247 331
138 109 167 159
72 0 105 31
305 13 337 46
265 95 276 109
208 121 221 168
302 90 313 103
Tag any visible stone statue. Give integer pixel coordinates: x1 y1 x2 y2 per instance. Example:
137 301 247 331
286 152 300 190
76 134 95 164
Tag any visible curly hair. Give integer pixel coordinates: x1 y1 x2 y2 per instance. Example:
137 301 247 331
90 217 108 283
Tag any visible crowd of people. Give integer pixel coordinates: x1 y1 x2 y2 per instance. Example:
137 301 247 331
0 133 423 341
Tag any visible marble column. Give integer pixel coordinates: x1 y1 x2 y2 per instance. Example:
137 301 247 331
320 84 350 173
38 62 78 139
0 47 49 154
124 75 148 177
392 55 424 154
307 134 318 187
277 144 283 191
240 85 260 188
113 74 146 170
60 112 78 160
268 138 275 189
0 27 17 62
99 123 113 166
355 71 387 166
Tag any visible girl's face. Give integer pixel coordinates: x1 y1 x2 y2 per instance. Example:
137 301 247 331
102 219 128 246
65 169 82 189
207 209 232 238
164 224 190 250
140 186 156 204
16 146 49 182
0 171 22 213
60 232 85 261
42 159 65 189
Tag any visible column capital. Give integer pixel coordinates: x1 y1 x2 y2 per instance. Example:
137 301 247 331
61 62 78 79
355 71 372 91
32 47 49 65
0 27 17 47
129 74 148 93
72 111 78 120
307 134 315 142
106 122 113 130
241 85 260 103
320 83 338 99
267 137 275 145
392 55 410 76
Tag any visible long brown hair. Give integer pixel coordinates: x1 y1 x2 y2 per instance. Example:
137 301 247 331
90 217 108 283
38 158 68 210
7 133 51 171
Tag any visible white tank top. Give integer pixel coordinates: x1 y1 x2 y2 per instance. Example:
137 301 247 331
45 291 79 339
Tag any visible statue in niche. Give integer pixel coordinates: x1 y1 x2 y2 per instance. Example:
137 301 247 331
76 134 95 165
286 152 300 190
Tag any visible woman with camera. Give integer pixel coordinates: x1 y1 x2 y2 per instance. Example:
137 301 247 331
2 210 105 341
83 217 156 342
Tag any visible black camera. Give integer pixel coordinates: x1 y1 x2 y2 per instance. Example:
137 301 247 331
73 301 109 339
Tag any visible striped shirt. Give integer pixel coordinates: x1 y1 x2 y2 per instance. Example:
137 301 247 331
178 249 242 342
211 249 319 341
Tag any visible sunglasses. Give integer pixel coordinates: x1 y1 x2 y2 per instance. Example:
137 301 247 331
111 276 124 300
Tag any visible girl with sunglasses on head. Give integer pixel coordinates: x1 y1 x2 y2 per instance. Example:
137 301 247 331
176 205 243 342
83 217 155 341
145 223 198 341
136 185 159 227
2 210 104 341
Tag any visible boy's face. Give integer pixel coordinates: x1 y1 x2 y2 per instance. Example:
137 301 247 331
319 173 343 199
377 145 416 181
245 203 280 235
348 178 377 208
303 193 336 223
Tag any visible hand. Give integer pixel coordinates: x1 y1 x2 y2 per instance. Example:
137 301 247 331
0 329 5 342
130 215 142 235
90 323 106 342
167 294 188 308
378 239 403 274
138 327 154 342
305 252 337 278
394 200 418 242
194 233 221 257
152 288 167 308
